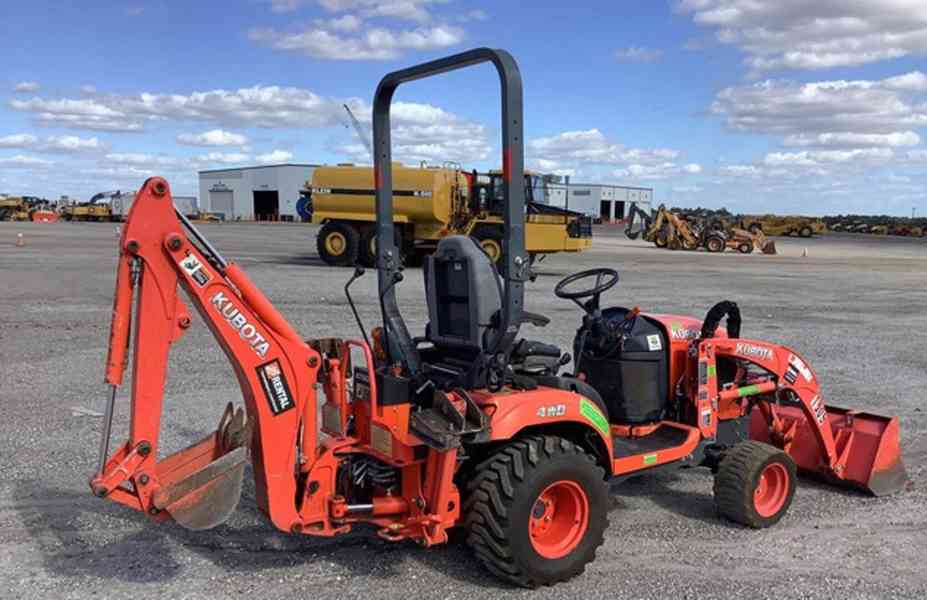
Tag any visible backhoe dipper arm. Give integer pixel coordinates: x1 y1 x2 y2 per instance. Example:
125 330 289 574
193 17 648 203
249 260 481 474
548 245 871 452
92 177 321 532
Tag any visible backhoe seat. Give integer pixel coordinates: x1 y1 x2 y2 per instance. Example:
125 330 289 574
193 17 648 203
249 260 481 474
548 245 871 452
424 235 502 353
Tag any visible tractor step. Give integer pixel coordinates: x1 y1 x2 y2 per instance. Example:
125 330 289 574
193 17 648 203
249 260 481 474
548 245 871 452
611 424 691 458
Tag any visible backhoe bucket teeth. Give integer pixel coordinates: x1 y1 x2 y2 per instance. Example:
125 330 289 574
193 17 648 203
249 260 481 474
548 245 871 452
750 405 908 496
152 403 250 530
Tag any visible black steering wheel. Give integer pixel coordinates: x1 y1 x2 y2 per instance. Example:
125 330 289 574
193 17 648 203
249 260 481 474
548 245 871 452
554 268 619 300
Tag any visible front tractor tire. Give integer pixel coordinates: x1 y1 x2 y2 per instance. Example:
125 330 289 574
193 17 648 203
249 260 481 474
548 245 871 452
713 441 796 528
464 435 608 588
317 221 359 266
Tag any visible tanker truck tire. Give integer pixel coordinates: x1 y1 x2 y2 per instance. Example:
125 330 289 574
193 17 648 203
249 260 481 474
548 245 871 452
360 226 404 268
317 221 359 266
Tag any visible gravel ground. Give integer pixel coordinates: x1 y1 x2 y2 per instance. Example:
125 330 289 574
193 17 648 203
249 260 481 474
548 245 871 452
1 221 925 600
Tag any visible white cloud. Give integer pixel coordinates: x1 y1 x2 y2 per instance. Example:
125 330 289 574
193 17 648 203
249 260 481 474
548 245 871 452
322 14 363 32
526 128 694 180
0 133 105 153
195 152 251 165
672 185 704 193
615 46 664 62
764 147 894 167
10 85 349 132
268 0 303 12
177 129 249 147
0 154 53 168
104 153 184 167
249 23 464 60
13 81 40 93
908 149 927 162
256 150 294 163
712 72 927 137
319 0 447 24
783 131 921 148
625 162 704 180
338 101 492 163
677 0 927 71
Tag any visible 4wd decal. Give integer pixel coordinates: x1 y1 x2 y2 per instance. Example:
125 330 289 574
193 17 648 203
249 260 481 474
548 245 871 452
180 254 212 287
579 398 609 436
211 291 271 357
735 342 773 362
537 404 566 418
256 360 295 415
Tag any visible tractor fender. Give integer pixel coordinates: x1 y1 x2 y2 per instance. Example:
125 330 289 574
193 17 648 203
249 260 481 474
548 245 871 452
476 387 613 471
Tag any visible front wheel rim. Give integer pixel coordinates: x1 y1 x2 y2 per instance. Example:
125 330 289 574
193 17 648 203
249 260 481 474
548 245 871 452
529 480 589 559
754 462 790 517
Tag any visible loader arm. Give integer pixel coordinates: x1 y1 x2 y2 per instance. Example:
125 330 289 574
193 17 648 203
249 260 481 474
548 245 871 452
92 177 323 531
694 337 907 495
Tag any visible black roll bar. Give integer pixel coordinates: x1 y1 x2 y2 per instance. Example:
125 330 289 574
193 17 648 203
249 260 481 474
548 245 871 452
372 47 528 376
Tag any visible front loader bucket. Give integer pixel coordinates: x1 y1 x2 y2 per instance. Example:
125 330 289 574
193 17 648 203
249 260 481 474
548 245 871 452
152 404 250 530
750 405 908 496
760 239 777 254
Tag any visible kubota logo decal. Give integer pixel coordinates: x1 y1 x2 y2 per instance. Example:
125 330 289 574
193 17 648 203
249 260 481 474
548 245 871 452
735 342 773 361
211 291 271 357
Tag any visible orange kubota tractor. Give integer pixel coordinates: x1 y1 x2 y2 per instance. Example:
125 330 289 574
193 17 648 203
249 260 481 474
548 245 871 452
91 48 908 588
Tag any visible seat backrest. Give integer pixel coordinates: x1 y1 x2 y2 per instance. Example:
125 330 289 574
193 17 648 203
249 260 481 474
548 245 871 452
424 235 502 351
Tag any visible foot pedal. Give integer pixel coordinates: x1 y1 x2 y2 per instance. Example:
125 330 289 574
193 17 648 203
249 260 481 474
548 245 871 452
410 389 488 450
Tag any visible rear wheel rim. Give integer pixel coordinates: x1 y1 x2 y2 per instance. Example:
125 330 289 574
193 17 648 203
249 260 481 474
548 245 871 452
325 232 347 256
529 480 589 559
754 462 789 517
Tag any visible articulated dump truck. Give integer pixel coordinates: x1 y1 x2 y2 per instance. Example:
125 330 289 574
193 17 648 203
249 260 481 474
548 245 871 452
310 164 592 266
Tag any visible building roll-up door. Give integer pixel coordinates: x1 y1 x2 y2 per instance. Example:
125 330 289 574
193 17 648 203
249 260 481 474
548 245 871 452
210 190 233 221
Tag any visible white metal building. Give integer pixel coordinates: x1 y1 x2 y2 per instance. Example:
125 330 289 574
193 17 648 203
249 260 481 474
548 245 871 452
541 183 652 223
198 164 319 221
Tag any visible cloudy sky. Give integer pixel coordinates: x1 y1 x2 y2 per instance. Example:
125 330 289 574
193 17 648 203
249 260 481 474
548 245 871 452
2 0 926 215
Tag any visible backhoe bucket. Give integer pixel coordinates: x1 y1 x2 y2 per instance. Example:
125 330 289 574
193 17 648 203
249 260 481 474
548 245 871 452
152 404 250 530
750 405 908 496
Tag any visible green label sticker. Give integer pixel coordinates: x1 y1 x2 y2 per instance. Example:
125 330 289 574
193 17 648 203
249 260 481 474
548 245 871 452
706 364 717 378
737 384 762 397
643 453 658 465
580 399 609 436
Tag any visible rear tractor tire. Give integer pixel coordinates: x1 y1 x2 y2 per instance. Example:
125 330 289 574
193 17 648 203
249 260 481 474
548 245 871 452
464 435 608 588
713 441 796 528
799 226 813 238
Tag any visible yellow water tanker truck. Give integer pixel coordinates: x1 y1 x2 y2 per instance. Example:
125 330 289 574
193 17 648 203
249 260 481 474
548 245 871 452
309 164 592 267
